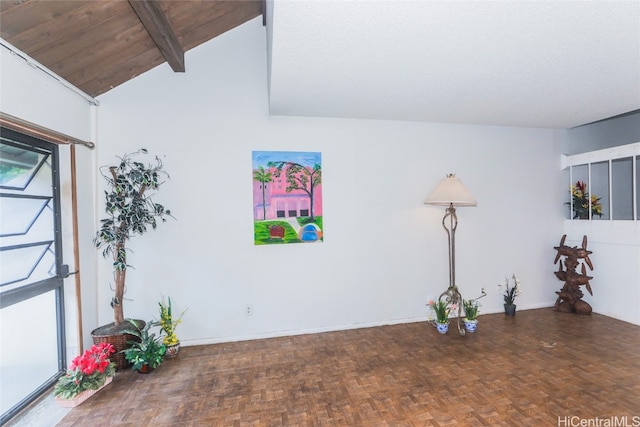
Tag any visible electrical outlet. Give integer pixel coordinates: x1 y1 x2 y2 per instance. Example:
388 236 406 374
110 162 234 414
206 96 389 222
245 305 252 316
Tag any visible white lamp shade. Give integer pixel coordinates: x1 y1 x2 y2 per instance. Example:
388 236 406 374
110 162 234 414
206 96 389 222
424 174 477 207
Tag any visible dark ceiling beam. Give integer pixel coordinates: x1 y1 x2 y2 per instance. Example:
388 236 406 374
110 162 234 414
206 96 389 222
128 0 185 72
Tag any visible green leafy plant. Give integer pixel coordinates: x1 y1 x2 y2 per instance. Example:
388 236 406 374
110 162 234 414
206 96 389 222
428 299 452 324
463 299 479 320
158 296 186 346
54 343 116 399
122 320 166 371
93 148 173 327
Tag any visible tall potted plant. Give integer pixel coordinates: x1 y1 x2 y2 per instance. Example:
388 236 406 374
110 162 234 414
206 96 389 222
91 148 173 368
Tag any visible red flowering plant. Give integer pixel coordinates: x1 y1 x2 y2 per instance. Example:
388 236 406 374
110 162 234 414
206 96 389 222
54 343 116 399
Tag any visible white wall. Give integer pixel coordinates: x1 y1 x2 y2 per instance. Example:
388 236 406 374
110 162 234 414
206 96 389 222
94 17 565 346
0 44 93 140
0 44 97 354
561 224 640 325
560 111 640 156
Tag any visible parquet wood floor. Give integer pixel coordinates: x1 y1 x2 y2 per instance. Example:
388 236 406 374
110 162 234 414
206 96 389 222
57 309 640 426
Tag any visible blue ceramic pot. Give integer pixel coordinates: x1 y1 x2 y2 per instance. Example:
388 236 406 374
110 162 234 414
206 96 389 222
436 321 449 334
464 318 478 333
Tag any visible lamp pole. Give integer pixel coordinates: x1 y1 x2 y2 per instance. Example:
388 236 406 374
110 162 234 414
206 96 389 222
438 202 465 335
443 202 457 290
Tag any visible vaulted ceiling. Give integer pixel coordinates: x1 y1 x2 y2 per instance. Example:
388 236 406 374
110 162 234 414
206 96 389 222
1 1 639 129
0 0 264 97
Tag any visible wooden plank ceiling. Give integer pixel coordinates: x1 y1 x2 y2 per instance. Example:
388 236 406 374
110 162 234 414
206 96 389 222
0 0 264 97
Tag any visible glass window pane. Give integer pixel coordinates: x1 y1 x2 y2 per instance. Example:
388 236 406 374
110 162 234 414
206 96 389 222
572 164 588 184
0 242 55 289
0 141 49 191
563 167 571 219
0 291 59 414
569 165 589 219
636 156 639 220
591 161 609 220
611 157 634 220
0 196 52 237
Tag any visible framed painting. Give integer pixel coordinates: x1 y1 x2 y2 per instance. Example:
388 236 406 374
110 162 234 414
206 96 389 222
252 151 323 245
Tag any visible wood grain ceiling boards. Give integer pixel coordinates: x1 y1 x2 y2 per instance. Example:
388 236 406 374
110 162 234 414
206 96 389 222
0 0 264 97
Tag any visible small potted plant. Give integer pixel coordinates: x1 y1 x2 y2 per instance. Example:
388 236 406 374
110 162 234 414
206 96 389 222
500 274 521 316
427 299 452 334
54 343 116 407
122 320 166 373
158 296 186 358
462 299 479 333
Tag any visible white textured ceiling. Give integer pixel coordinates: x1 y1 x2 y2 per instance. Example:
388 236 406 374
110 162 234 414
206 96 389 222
266 0 640 129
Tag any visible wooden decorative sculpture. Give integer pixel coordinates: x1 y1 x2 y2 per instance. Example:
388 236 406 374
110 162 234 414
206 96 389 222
552 235 594 315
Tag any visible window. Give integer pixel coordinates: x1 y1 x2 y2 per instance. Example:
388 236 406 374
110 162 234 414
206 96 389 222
562 143 639 221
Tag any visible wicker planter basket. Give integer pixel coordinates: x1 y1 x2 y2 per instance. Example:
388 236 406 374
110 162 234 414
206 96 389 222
91 321 144 370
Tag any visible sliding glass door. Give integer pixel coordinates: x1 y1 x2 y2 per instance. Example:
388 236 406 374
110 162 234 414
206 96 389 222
0 128 66 424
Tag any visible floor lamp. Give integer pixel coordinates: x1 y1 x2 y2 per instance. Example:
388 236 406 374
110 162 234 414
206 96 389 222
425 173 477 335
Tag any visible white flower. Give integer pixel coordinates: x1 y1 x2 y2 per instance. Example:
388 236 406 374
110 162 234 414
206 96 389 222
512 274 522 296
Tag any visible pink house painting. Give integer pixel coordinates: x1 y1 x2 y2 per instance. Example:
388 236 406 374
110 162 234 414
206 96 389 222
252 151 323 245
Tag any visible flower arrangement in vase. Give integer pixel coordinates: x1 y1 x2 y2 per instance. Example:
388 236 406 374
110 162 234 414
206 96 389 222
158 296 186 358
427 299 453 334
54 343 116 406
500 274 521 316
566 180 602 219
